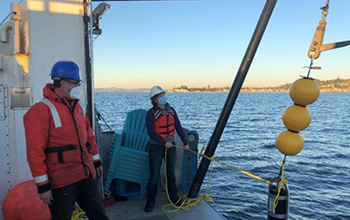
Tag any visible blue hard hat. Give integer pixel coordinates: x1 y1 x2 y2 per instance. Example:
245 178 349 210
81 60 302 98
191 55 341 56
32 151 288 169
50 60 82 82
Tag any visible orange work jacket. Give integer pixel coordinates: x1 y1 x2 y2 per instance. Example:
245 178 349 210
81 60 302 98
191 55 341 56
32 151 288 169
23 84 100 193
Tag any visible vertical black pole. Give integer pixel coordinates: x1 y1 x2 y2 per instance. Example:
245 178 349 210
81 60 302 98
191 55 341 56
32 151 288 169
83 0 93 125
188 0 278 198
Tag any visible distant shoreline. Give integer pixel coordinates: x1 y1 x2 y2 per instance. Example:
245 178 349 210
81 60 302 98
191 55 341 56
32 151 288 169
95 78 350 93
94 89 350 93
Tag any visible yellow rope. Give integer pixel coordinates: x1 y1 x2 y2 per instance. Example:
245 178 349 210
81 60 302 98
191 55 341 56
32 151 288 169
71 203 88 220
161 145 288 212
272 161 288 209
185 146 272 185
162 148 215 213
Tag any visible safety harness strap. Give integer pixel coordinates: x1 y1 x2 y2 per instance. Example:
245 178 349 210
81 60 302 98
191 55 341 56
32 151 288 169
44 145 77 163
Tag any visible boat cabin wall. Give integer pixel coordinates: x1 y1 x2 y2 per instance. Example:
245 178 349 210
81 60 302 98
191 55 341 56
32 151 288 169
0 0 93 204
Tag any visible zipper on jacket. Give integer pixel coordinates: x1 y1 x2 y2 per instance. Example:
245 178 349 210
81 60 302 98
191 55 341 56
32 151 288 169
61 98 88 177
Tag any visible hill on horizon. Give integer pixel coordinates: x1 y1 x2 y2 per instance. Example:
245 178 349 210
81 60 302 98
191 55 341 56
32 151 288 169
95 78 350 92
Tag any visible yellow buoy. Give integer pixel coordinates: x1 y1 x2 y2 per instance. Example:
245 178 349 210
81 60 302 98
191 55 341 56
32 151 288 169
276 130 304 156
282 105 312 132
289 77 320 106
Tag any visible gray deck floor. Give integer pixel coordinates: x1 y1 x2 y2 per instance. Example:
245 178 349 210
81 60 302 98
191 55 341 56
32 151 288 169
0 194 226 220
105 194 226 220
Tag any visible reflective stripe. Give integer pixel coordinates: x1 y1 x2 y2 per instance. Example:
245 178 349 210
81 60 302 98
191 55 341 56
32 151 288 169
154 110 162 120
92 154 100 161
41 99 62 128
34 174 48 184
78 101 85 115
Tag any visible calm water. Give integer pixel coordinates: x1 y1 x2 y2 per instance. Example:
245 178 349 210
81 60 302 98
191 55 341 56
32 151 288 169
95 92 350 220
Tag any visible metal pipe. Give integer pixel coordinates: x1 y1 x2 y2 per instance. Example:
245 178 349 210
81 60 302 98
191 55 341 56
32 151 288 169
1 21 14 43
187 0 278 198
83 0 94 125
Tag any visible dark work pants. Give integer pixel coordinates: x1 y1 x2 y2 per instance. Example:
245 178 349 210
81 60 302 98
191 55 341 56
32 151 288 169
49 177 109 220
146 144 179 204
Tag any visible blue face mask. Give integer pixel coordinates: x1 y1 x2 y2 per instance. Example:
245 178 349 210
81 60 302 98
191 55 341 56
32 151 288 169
158 96 167 106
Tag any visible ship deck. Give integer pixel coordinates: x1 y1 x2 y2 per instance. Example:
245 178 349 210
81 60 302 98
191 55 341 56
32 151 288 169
105 193 226 220
0 193 226 220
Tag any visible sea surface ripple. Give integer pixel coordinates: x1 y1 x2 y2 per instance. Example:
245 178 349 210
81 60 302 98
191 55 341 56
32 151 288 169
95 92 350 220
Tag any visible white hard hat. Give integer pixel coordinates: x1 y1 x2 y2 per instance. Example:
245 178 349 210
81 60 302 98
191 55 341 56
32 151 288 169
149 85 166 99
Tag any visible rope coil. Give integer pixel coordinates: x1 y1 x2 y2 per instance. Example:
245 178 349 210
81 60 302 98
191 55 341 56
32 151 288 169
162 146 287 212
162 148 215 213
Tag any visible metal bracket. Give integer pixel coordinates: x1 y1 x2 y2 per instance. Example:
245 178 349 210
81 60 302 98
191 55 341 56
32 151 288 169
308 2 350 59
0 85 5 120
0 55 4 72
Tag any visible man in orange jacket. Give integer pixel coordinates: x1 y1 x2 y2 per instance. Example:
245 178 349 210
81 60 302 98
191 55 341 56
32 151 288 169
23 60 108 220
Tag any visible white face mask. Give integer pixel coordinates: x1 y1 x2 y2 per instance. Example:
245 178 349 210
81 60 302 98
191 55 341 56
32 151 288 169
69 85 83 100
64 81 83 100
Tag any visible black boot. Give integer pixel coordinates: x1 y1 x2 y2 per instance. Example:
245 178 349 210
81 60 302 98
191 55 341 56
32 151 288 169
170 196 180 204
144 201 155 212
171 197 182 206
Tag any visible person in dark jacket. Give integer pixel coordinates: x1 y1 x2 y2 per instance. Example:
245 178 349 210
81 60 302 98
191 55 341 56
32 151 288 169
144 85 189 212
24 60 108 220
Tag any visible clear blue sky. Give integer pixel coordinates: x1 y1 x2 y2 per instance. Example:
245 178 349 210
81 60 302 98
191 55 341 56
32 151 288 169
1 0 349 89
